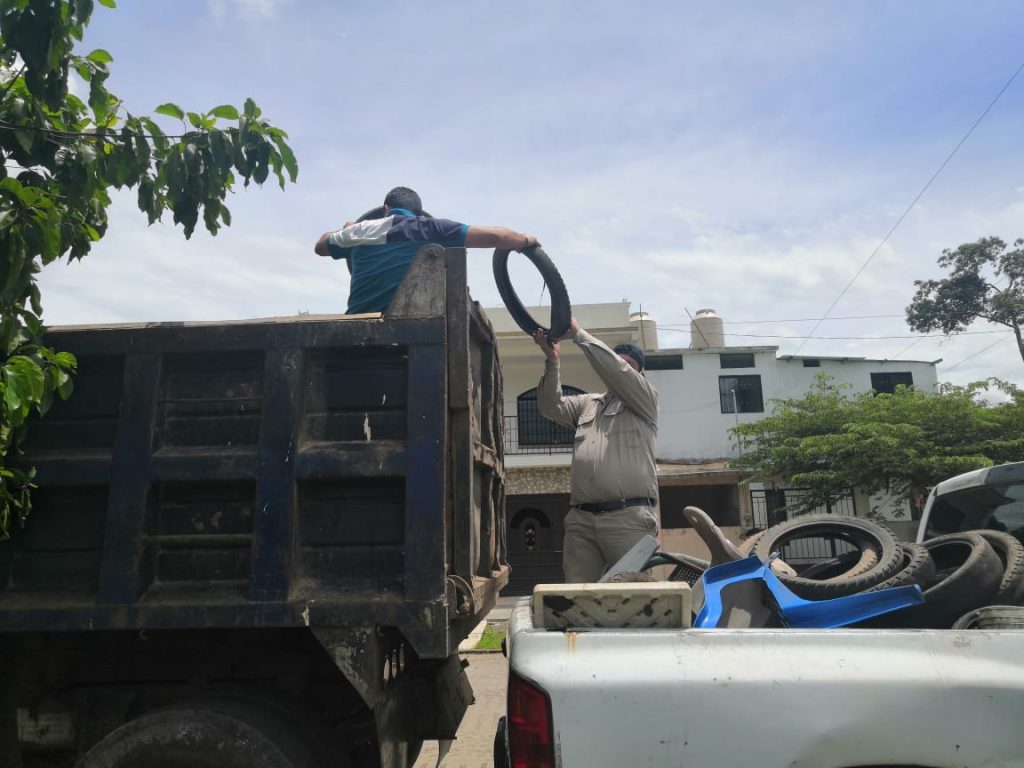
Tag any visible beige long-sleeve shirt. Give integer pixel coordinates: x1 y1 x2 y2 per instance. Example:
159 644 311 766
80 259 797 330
537 328 659 505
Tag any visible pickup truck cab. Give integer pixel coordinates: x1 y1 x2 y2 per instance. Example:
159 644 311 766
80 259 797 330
917 460 1024 544
499 462 1024 768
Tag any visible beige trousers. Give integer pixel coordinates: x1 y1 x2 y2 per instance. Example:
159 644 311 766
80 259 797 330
562 505 659 583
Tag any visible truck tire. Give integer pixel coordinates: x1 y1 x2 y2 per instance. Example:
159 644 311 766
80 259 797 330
876 532 1004 628
751 515 903 599
76 696 338 768
952 605 1024 630
975 530 1024 605
492 246 572 340
867 542 936 592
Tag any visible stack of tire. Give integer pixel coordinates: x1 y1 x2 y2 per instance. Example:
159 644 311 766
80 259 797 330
741 514 1024 629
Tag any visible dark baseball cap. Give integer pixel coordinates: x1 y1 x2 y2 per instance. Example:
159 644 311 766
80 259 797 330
614 343 645 371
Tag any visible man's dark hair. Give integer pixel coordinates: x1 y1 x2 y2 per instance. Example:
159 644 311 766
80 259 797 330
383 186 423 214
614 342 646 371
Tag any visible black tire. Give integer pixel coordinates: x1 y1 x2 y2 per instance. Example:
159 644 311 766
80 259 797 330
494 716 510 768
751 515 903 599
492 246 572 339
952 605 1024 630
867 542 936 592
974 530 1024 605
877 532 1004 628
77 694 338 768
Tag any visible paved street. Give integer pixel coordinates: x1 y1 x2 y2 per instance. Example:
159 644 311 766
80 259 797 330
413 652 508 768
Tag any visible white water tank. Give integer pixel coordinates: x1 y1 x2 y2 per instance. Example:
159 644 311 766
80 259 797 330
690 308 725 349
629 311 658 351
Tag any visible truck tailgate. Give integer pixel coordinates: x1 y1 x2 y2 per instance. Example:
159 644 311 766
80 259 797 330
509 600 1024 767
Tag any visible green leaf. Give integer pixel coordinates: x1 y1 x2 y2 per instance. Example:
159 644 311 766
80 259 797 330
97 0 116 7
155 103 185 120
272 135 298 183
209 105 239 121
186 112 203 129
87 49 113 64
73 60 93 81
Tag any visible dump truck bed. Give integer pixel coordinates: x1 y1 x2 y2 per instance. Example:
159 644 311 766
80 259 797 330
0 246 507 659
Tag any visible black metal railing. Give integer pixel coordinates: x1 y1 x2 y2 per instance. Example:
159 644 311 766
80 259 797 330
749 488 858 563
503 415 573 456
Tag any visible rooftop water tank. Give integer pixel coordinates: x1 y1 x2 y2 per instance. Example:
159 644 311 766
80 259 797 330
690 308 725 349
629 311 658 351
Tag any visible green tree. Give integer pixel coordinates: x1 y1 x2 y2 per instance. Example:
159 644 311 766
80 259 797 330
906 236 1024 363
0 0 298 536
730 375 1024 518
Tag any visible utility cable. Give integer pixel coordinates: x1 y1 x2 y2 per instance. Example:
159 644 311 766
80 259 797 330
793 58 1024 354
941 333 1016 372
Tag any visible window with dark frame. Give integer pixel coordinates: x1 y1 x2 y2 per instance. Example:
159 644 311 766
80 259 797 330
644 354 684 371
720 352 755 369
802 359 821 368
870 372 913 395
516 385 587 445
720 375 764 413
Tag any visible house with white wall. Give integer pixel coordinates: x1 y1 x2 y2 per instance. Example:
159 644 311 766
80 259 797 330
489 302 939 594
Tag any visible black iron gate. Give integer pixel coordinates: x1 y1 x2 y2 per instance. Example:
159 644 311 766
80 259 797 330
749 488 858 563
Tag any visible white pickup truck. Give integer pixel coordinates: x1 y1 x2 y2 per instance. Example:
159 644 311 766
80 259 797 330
497 462 1024 768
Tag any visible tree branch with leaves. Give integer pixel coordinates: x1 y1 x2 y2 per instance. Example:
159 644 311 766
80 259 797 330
730 375 1024 518
0 0 298 536
906 236 1024 363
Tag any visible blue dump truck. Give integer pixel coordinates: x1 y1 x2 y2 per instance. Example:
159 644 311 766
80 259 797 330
0 246 508 768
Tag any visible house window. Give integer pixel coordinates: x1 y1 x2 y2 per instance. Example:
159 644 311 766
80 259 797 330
517 386 586 445
802 359 821 368
645 354 683 371
720 352 755 369
870 372 913 395
720 375 764 413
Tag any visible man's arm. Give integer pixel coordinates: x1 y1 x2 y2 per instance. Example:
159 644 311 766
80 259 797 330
561 320 658 427
315 218 392 257
314 231 333 256
464 226 540 252
533 329 586 428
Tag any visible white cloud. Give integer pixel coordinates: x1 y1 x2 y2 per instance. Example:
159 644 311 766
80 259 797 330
207 0 289 21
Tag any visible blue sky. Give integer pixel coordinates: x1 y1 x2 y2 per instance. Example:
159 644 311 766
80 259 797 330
35 0 1024 388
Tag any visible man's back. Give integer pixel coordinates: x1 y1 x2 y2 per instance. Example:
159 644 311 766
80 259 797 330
328 209 468 314
314 186 539 314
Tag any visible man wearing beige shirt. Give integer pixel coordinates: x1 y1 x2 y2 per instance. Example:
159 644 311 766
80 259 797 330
533 318 659 582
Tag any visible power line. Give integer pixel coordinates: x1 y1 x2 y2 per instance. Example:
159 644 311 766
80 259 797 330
892 337 924 359
793 58 1024 354
941 333 1016 372
656 326 1006 340
723 314 903 325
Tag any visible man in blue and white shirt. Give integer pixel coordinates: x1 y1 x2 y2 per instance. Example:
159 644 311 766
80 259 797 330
315 187 539 314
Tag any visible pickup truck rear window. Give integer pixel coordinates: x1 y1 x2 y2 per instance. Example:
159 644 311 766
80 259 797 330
926 481 1024 544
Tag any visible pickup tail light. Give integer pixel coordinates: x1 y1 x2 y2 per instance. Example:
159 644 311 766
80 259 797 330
508 672 555 768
